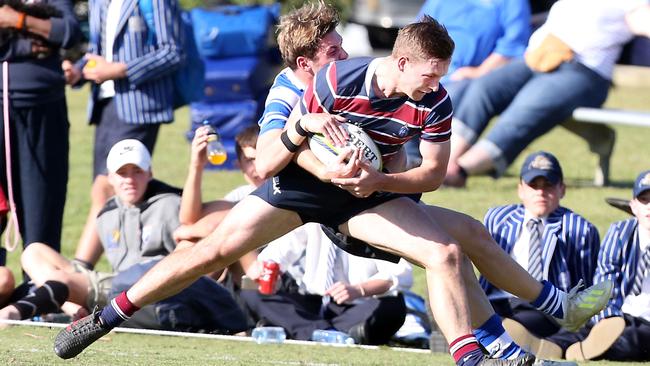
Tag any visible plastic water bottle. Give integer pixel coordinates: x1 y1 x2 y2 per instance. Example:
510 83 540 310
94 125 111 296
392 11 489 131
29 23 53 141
202 121 227 165
311 329 355 345
251 326 286 344
32 313 72 323
43 313 72 323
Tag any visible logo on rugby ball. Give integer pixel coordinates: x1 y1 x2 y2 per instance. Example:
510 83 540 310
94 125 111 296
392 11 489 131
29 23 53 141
308 123 382 171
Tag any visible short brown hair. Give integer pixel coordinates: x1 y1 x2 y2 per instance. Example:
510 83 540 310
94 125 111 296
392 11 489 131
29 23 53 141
235 124 260 162
392 15 454 62
277 1 340 70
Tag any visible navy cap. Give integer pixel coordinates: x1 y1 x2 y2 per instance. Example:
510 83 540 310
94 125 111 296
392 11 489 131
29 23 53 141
633 170 650 198
520 151 563 185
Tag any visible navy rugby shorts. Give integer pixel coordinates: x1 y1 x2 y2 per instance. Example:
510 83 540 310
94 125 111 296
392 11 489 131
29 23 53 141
251 163 421 228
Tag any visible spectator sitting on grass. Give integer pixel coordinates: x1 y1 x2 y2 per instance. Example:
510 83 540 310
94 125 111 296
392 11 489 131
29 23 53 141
522 169 650 362
477 151 600 357
0 139 246 334
172 125 264 289
242 223 413 345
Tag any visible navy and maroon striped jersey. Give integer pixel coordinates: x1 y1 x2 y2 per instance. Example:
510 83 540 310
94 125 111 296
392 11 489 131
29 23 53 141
300 57 453 163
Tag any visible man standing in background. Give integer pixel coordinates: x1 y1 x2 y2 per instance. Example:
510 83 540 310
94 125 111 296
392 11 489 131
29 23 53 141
62 0 184 272
0 0 81 268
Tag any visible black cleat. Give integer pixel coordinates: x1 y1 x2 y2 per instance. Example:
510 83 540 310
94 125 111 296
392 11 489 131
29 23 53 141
53 306 110 359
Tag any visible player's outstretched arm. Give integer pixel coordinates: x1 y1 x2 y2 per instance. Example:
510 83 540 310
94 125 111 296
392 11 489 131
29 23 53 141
255 109 348 179
332 140 449 195
179 127 209 225
294 145 360 182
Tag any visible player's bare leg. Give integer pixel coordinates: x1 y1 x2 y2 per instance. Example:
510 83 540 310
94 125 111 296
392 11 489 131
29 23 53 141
54 196 302 359
128 197 301 305
21 244 91 313
418 204 612 333
419 205 543 300
343 197 484 362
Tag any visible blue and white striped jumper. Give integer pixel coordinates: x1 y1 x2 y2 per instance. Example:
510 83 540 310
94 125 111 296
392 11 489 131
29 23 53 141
83 0 184 124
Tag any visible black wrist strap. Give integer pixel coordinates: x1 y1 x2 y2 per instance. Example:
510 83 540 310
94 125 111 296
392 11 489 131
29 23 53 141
72 258 94 271
281 130 300 153
295 119 309 137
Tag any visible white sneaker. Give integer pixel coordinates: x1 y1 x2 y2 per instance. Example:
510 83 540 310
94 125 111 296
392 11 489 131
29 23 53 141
554 279 613 332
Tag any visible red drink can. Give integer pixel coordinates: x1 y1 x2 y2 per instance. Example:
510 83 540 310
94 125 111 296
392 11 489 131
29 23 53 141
258 260 280 295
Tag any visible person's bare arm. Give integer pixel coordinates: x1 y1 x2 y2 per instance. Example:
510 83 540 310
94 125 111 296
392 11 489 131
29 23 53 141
331 140 449 197
82 54 127 84
626 5 650 38
294 144 361 182
450 53 511 81
179 127 209 225
326 278 392 304
255 110 348 179
0 5 51 39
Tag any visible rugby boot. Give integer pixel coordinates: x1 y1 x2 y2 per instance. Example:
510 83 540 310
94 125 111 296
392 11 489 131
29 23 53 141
54 306 110 359
554 279 614 332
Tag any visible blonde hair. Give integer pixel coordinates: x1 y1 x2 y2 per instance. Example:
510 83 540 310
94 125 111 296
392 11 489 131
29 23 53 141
392 15 454 62
277 1 340 69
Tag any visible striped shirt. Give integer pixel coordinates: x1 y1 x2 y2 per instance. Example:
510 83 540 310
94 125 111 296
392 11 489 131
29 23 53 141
593 218 650 322
258 67 306 134
84 0 183 124
301 57 453 163
480 204 600 298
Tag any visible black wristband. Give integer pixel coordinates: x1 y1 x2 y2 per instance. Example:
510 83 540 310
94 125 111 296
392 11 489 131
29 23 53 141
295 119 309 137
281 130 300 153
72 258 94 271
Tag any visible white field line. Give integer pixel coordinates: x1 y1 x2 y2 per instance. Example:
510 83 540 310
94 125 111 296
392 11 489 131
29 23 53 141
0 319 430 354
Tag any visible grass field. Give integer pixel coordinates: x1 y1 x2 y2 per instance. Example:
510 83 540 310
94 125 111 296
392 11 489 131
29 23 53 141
0 83 649 364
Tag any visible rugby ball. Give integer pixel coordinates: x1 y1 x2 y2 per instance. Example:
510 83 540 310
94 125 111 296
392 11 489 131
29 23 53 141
308 123 382 171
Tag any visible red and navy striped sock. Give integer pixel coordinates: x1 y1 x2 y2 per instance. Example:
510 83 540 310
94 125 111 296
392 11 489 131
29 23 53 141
449 334 484 366
99 291 140 329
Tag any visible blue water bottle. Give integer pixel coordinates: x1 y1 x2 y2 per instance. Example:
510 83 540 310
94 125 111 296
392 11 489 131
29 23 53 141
311 329 355 345
251 326 286 344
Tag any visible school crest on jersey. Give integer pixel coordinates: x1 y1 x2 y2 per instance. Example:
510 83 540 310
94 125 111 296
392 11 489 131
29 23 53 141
141 225 152 247
397 125 409 138
105 229 120 249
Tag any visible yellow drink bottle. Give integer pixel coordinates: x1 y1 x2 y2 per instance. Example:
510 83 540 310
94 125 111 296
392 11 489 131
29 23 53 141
203 121 227 165
83 59 96 71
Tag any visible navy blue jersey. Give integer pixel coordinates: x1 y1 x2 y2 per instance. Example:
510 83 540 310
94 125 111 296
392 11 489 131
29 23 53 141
301 57 453 163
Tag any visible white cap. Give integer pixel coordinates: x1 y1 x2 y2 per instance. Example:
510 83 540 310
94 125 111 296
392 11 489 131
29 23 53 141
106 139 151 173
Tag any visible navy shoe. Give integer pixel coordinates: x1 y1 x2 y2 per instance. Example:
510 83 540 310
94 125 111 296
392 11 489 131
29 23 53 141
53 306 110 359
